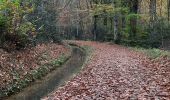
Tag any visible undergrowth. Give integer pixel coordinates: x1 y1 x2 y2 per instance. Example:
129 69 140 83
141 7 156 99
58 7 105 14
0 53 70 98
81 45 93 67
132 47 170 59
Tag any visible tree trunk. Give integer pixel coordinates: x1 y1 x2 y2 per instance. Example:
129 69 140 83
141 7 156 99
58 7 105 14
114 14 119 43
129 0 139 39
113 1 120 43
92 0 99 40
168 0 170 21
149 0 157 44
93 15 98 40
150 0 157 22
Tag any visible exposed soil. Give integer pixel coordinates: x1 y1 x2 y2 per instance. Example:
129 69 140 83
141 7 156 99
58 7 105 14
43 41 170 100
0 43 68 92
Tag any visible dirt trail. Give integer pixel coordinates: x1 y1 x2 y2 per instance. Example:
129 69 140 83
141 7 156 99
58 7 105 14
43 41 170 100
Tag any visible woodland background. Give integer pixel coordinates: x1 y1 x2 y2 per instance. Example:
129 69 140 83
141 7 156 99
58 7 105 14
0 0 170 50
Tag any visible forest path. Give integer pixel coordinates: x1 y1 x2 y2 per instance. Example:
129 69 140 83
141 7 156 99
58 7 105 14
43 41 170 100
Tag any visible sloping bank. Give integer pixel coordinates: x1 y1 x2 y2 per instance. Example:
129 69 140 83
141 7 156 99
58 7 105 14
3 44 87 100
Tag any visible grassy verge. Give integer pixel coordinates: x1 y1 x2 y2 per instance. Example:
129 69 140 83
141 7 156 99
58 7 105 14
132 47 170 59
80 45 93 69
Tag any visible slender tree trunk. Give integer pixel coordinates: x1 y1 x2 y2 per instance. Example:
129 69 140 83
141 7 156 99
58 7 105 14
149 0 157 44
129 0 139 39
110 17 113 30
113 1 119 43
114 15 119 43
168 0 170 21
93 15 98 40
160 0 163 17
92 0 99 40
76 1 79 39
150 0 157 22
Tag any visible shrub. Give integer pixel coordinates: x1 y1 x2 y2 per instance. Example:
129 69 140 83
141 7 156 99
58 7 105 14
0 15 7 45
0 0 35 51
146 18 170 47
0 15 7 32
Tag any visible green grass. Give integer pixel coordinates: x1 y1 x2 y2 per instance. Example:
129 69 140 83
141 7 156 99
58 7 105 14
132 47 170 59
79 45 93 70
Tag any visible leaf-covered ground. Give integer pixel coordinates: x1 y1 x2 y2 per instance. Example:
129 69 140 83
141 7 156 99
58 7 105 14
0 43 68 91
43 41 170 100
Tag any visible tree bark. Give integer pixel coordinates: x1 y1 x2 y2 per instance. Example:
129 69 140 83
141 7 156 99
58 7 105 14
150 0 157 22
168 0 170 21
129 0 139 39
113 1 119 43
114 14 119 43
149 0 157 44
93 15 98 40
